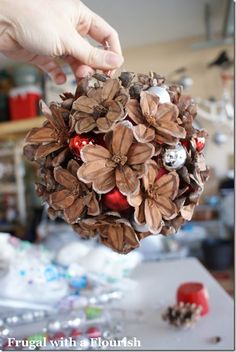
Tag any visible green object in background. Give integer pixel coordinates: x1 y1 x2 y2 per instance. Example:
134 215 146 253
27 332 47 343
85 306 103 319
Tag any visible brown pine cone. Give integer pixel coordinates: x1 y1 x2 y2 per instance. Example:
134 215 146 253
162 302 202 328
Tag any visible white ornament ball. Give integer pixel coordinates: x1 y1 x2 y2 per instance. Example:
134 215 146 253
132 221 150 233
163 143 187 170
148 86 171 104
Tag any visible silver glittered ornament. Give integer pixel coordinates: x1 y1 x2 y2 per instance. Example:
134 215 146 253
163 143 187 170
148 86 171 103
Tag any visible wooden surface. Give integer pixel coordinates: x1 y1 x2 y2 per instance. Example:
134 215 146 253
0 117 44 138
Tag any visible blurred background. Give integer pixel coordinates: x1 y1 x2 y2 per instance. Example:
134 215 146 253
0 0 234 349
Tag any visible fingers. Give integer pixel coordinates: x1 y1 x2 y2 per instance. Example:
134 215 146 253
65 29 124 71
66 55 95 78
28 55 66 84
82 3 122 57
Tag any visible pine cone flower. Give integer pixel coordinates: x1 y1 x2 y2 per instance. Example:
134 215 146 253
168 84 183 105
37 167 56 193
161 215 186 236
162 302 202 328
73 215 141 254
127 91 186 145
119 71 135 88
128 72 165 99
73 218 98 239
128 161 179 233
71 78 129 134
35 183 50 202
24 101 69 166
47 206 63 221
137 72 165 89
177 95 198 137
77 123 154 195
99 218 140 254
49 160 100 224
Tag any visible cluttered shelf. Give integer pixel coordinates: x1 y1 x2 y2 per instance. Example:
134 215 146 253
0 183 17 193
0 117 45 137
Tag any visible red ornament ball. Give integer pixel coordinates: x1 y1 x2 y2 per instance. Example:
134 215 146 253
103 187 131 212
69 134 94 157
181 139 190 150
195 137 205 152
156 167 168 180
86 326 101 338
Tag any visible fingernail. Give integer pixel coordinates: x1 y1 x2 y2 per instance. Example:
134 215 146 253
55 73 66 85
105 53 124 68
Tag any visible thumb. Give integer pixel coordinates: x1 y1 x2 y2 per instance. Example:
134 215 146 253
64 31 124 70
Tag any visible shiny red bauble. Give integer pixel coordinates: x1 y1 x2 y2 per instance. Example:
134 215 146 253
177 282 209 316
156 167 168 180
181 139 190 150
103 187 130 212
86 326 101 338
195 137 205 152
69 134 94 157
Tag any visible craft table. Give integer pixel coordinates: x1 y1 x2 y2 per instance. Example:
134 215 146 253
112 257 234 351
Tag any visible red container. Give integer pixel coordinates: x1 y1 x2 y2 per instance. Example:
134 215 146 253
176 282 209 316
9 85 42 121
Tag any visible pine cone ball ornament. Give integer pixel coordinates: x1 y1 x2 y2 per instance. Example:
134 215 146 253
23 72 209 254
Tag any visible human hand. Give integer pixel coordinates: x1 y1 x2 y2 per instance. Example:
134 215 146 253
0 0 123 84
